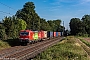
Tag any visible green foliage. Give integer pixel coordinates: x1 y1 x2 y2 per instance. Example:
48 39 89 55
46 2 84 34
0 29 7 40
82 15 90 35
2 16 27 39
69 18 87 36
16 2 40 30
0 24 7 40
3 16 13 36
0 38 20 50
77 33 88 37
0 40 10 50
47 19 63 31
40 18 51 31
47 20 54 31
53 20 62 31
69 15 90 36
14 18 27 30
33 36 89 60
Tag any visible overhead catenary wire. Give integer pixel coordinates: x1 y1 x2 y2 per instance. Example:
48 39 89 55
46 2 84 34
0 10 14 21
0 1 18 22
0 10 13 15
0 1 17 15
0 2 16 11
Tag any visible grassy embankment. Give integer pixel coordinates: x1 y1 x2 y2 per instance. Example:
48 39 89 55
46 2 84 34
33 36 90 60
0 40 10 50
0 39 20 50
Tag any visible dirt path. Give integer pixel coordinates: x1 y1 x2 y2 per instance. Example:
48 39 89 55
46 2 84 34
83 38 90 43
76 38 90 58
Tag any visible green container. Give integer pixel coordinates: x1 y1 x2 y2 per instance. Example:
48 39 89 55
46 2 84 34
33 31 38 40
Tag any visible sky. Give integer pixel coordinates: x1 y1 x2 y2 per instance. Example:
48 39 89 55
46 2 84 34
0 0 90 29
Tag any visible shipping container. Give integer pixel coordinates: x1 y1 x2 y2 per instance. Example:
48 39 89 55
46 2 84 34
43 31 47 39
33 31 38 40
56 32 58 37
61 32 63 36
38 31 42 40
41 31 44 39
58 32 61 36
53 32 56 37
47 31 53 38
38 31 44 40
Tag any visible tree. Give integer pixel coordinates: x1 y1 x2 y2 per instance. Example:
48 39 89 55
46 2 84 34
3 16 13 37
40 18 51 31
47 20 54 31
53 19 62 31
0 23 7 40
3 16 27 39
16 2 40 30
81 15 90 35
69 18 85 35
47 19 63 31
12 17 27 38
14 18 27 30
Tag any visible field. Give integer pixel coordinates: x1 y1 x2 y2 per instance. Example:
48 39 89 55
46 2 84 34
33 36 90 60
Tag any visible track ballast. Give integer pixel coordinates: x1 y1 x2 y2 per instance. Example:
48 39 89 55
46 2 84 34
0 37 64 60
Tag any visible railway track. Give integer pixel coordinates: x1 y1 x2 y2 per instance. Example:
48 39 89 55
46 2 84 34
0 37 64 60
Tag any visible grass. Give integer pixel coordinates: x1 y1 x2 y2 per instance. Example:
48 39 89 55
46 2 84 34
33 36 90 60
0 40 10 50
78 37 90 47
0 38 20 50
77 37 90 56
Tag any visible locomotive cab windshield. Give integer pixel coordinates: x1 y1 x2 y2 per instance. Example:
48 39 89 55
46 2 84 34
20 32 29 36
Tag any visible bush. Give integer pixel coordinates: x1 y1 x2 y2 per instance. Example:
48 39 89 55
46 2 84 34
77 33 88 37
0 29 7 40
0 40 10 50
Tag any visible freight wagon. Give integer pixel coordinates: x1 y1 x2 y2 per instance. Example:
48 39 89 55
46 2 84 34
53 32 56 37
38 31 44 40
19 30 63 45
47 31 53 39
58 32 61 36
56 32 58 37
43 31 47 40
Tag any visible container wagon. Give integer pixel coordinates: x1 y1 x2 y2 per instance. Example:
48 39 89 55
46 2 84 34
43 31 47 40
56 32 58 37
53 32 56 37
47 31 53 39
38 31 44 41
33 31 38 41
58 32 61 37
